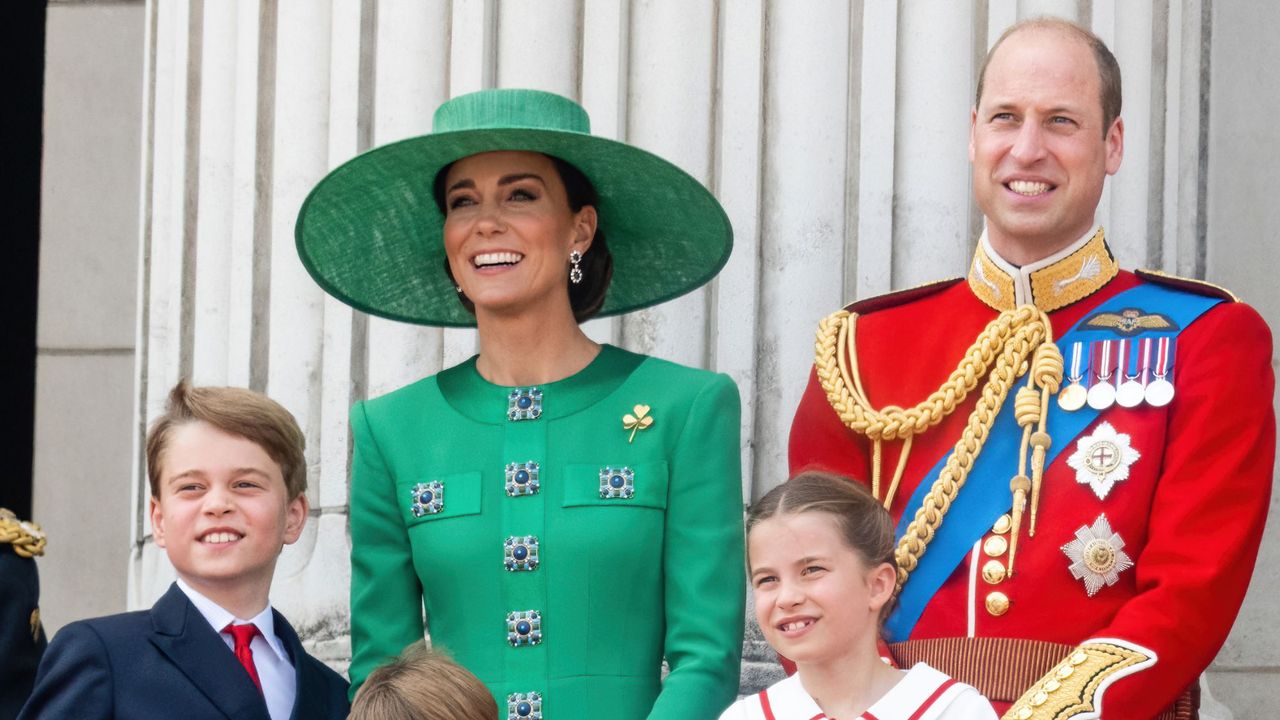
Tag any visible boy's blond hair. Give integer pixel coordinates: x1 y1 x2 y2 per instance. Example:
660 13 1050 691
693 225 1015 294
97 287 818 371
350 641 496 720
145 380 307 499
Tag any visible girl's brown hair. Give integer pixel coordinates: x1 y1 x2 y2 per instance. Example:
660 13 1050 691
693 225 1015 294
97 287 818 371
748 471 898 619
349 641 497 720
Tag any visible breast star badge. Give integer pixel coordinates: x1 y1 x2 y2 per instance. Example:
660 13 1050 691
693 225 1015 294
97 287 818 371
1061 514 1134 596
1066 421 1141 500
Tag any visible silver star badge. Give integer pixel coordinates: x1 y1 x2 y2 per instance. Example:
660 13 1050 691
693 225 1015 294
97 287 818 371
1061 514 1134 596
1066 421 1141 500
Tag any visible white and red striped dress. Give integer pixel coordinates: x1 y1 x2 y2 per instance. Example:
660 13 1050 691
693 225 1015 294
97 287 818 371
718 663 996 720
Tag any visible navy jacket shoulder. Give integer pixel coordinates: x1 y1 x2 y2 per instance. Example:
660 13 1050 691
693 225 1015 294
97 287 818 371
18 584 348 720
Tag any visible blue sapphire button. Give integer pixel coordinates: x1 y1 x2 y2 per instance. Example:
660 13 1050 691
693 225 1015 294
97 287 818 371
505 462 541 497
506 610 542 647
507 692 542 720
507 388 543 421
504 535 540 571
409 481 444 517
599 466 635 499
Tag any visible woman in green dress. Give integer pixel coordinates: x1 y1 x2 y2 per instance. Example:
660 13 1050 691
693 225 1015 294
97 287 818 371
296 88 745 719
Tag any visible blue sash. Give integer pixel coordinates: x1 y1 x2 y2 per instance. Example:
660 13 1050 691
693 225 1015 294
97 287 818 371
884 283 1223 640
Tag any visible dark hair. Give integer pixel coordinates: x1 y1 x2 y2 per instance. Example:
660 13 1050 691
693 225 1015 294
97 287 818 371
434 155 614 323
145 380 307 500
349 641 497 720
976 17 1122 137
748 471 898 622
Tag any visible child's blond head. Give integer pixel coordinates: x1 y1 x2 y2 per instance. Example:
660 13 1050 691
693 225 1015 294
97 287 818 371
350 642 497 720
146 380 307 500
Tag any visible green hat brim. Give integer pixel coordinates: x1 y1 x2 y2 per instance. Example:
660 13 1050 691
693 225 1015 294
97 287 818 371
295 127 732 327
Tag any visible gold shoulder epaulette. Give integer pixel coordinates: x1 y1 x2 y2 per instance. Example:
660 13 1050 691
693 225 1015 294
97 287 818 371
0 508 47 558
843 277 965 316
1136 268 1238 302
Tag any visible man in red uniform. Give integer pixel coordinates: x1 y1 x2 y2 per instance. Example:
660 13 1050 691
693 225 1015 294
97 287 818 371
788 18 1274 720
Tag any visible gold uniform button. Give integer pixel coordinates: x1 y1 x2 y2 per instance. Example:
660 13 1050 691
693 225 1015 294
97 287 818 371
982 559 1007 585
992 513 1012 534
1031 691 1048 706
985 591 1010 616
983 535 1008 557
1044 678 1061 692
1057 664 1075 680
1016 708 1033 720
1071 650 1089 665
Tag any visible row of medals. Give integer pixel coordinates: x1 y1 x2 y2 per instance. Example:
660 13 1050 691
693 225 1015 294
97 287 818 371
1057 337 1175 412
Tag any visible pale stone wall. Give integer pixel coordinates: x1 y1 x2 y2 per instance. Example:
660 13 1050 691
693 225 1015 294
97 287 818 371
33 0 144 636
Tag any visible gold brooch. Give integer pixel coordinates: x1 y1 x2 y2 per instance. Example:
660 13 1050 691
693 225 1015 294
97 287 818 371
622 404 654 443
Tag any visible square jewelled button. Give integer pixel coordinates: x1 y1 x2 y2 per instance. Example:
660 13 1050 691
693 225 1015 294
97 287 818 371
409 481 444 517
505 461 540 497
504 536 540 572
599 466 635 499
506 610 542 647
508 388 543 421
507 692 543 720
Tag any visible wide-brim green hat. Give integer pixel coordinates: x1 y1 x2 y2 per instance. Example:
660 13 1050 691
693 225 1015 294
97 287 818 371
295 88 733 327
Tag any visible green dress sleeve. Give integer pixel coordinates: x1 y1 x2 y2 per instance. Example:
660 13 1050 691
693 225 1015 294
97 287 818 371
347 400 425 698
647 372 746 718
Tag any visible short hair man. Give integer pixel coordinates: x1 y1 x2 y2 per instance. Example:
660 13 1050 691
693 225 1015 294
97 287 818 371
19 382 350 720
790 18 1273 719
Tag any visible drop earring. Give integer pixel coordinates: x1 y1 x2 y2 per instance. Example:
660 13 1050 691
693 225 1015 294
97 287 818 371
569 250 583 285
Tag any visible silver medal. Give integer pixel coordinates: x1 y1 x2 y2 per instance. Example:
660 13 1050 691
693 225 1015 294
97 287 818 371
1145 378 1174 407
1087 381 1116 410
1144 336 1175 407
1115 381 1144 407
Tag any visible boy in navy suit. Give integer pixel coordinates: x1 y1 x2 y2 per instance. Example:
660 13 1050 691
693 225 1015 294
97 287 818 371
20 381 349 720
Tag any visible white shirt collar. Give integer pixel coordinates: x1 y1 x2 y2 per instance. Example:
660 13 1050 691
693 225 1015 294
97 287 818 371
175 578 291 663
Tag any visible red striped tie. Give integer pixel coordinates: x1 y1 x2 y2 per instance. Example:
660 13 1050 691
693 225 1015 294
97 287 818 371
223 623 264 694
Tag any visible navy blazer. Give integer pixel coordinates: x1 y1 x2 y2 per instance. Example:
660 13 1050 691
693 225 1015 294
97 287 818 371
18 583 349 720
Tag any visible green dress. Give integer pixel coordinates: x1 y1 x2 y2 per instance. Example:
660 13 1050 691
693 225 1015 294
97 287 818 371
348 344 745 718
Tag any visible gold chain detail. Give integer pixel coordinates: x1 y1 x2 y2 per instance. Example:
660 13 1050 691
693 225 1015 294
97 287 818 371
0 509 47 558
814 306 1057 591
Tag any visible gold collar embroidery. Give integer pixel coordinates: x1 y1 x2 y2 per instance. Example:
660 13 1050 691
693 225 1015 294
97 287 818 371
968 227 1118 312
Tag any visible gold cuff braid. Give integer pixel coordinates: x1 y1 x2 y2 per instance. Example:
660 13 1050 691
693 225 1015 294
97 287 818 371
1002 641 1155 720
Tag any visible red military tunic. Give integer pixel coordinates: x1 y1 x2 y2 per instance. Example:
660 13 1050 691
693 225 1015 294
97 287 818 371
788 229 1274 719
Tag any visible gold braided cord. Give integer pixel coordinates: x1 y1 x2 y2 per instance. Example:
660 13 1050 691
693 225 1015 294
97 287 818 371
0 509 46 559
815 305 1057 592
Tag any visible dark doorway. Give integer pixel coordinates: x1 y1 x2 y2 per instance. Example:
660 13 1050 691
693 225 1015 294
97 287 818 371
0 1 46 518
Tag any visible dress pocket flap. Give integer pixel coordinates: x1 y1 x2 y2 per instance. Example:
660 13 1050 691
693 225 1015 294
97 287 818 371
562 462 669 510
396 471 483 525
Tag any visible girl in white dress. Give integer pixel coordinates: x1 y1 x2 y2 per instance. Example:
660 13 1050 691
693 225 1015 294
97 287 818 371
720 472 997 720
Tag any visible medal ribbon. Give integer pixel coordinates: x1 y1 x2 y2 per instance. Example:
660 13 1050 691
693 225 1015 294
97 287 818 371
1068 342 1084 382
1091 340 1115 385
1136 338 1152 383
1153 336 1173 380
886 283 1224 641
1116 338 1130 384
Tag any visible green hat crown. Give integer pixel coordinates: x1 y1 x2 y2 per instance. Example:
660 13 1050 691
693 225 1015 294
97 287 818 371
434 89 591 135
